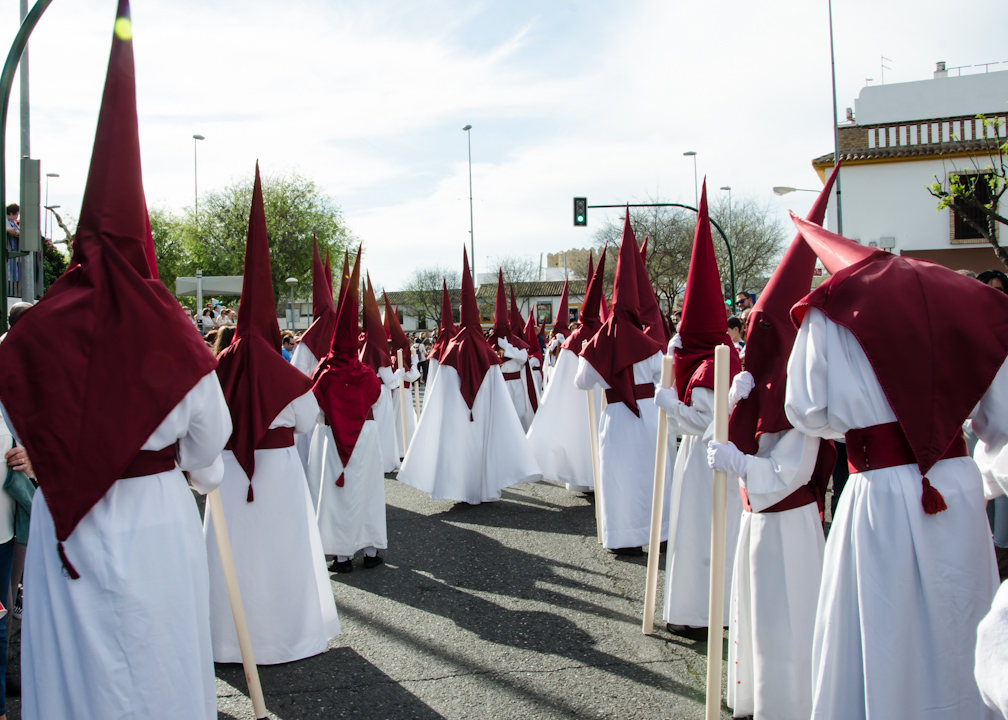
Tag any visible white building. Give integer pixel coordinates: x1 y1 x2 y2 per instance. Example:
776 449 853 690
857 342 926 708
815 62 1008 273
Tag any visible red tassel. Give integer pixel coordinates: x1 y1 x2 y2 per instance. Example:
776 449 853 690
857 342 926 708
247 483 254 502
57 541 80 580
336 473 345 487
469 410 474 422
921 477 947 514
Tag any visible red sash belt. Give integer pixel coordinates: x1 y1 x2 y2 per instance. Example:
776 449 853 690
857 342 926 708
502 371 522 381
740 483 817 514
256 426 295 449
324 407 374 425
845 422 967 474
120 446 176 479
403 380 411 388
605 383 655 405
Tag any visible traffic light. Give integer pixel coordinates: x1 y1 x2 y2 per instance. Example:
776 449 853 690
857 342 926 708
573 197 587 227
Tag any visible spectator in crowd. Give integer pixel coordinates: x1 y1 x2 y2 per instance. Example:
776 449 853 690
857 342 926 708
212 325 236 356
199 307 215 335
204 329 218 350
415 332 428 383
735 291 754 312
727 315 745 352
282 331 296 361
182 306 197 327
977 268 1008 293
6 204 19 287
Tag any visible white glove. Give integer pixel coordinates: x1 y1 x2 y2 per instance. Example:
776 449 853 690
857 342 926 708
547 337 559 351
707 441 753 478
728 371 755 409
497 337 510 351
670 333 683 351
410 355 419 368
653 385 681 415
393 367 406 381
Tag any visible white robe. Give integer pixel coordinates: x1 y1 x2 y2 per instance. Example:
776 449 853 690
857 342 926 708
575 351 674 549
499 340 533 432
20 372 231 720
391 362 420 458
785 307 1001 720
375 366 401 473
306 416 387 558
976 579 1008 718
398 363 542 504
727 428 825 720
204 390 339 665
424 357 440 410
527 347 602 493
662 387 742 626
290 342 319 472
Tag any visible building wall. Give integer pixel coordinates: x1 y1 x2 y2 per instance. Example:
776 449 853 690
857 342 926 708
855 69 1008 125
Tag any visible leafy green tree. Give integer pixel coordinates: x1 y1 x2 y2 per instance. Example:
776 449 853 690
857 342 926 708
150 169 356 310
929 114 1008 269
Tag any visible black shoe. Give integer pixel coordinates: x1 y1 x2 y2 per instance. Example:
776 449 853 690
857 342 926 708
6 671 19 696
330 558 353 574
658 540 667 554
609 546 644 557
666 623 708 641
362 554 384 569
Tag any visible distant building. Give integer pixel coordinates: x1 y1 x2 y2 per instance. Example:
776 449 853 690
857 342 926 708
813 61 1008 273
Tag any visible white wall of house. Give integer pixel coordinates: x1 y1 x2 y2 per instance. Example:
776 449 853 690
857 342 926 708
855 68 1008 125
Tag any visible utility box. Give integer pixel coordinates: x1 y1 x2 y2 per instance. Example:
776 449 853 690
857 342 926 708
19 157 40 252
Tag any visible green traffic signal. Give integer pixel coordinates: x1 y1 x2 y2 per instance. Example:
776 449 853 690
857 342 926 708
573 197 587 227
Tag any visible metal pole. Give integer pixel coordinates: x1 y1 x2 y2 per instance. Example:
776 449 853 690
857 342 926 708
692 156 698 208
19 0 34 301
828 0 843 235
288 285 294 331
0 0 52 331
464 125 474 278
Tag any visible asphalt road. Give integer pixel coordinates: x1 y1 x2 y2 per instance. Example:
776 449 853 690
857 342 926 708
7 474 732 720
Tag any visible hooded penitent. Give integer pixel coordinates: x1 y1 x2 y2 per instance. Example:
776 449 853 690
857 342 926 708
578 250 596 319
638 235 670 345
383 292 413 372
552 277 571 339
580 211 663 417
0 0 218 574
524 312 543 365
215 164 313 499
311 249 381 487
324 247 333 294
360 274 392 374
729 165 839 456
564 248 607 352
791 212 1008 513
488 270 527 351
428 280 457 363
440 248 502 415
296 237 338 363
674 181 741 404
510 285 538 411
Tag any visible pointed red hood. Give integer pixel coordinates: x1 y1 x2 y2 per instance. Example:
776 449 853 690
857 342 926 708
674 181 740 403
565 247 607 352
797 217 880 278
383 291 413 371
637 235 667 346
488 270 513 348
0 0 217 551
791 211 1008 479
361 275 392 373
553 277 571 339
143 203 157 278
729 165 839 454
215 164 312 488
508 285 530 350
324 248 333 293
337 249 349 310
312 250 381 482
524 312 543 363
297 236 338 361
580 211 662 416
579 250 595 317
428 279 457 362
440 248 501 413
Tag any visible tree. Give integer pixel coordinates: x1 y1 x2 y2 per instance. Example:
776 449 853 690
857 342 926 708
149 170 355 309
591 195 788 311
492 254 539 285
399 264 461 326
929 114 1008 269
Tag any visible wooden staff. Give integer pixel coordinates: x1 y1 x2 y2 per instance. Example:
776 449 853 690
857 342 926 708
397 349 409 457
705 344 731 720
583 339 603 543
412 372 421 418
207 489 268 719
642 354 674 634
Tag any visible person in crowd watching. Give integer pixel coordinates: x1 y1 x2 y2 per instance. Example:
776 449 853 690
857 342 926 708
213 325 236 356
281 331 296 361
727 315 745 352
735 291 754 312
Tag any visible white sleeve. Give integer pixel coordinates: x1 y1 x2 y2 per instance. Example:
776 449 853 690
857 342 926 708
665 386 714 437
290 343 317 378
290 390 321 435
176 372 232 495
378 365 398 388
785 308 844 440
975 579 1008 717
742 430 821 512
574 356 608 391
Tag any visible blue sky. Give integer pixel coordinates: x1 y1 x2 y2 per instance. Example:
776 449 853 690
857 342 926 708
3 0 1008 289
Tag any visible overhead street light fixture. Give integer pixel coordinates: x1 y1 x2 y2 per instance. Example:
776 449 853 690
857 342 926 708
772 186 819 196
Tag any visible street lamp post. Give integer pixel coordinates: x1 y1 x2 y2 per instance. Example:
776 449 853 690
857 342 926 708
193 134 204 229
463 124 474 278
719 185 732 240
285 276 298 331
828 0 843 234
43 171 56 240
683 151 698 207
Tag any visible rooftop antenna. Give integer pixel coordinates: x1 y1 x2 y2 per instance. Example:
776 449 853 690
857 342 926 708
881 55 892 84
866 76 874 86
